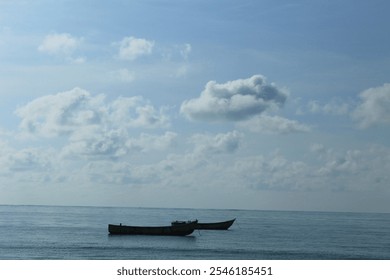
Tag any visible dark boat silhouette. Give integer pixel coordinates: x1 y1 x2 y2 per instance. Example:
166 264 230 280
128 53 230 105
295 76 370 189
108 220 198 236
172 218 235 230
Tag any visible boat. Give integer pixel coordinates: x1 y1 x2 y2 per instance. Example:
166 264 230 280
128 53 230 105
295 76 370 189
108 220 198 236
172 218 235 230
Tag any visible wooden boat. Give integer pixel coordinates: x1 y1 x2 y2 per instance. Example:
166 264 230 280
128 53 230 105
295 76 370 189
108 220 198 236
172 218 235 230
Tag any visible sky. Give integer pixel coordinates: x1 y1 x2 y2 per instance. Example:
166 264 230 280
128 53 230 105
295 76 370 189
1 0 390 213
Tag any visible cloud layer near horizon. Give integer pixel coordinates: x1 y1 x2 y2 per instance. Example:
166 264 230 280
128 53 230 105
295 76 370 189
3 78 388 194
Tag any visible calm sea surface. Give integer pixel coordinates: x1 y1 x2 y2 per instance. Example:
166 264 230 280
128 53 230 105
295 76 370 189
0 205 389 260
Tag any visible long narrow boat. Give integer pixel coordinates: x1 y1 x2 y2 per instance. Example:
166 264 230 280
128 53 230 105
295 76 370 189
108 220 198 236
172 218 235 230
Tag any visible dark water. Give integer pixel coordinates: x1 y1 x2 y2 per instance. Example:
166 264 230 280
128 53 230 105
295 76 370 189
0 205 389 259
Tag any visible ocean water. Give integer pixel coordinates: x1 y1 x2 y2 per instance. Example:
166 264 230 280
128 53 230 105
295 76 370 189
0 205 389 260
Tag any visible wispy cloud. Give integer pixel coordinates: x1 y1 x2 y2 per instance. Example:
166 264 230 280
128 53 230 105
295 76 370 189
306 100 351 116
190 130 242 155
180 43 192 60
237 115 310 134
309 144 390 191
110 68 136 83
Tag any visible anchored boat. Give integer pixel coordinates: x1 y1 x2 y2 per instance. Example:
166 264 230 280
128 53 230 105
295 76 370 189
108 220 198 236
172 218 235 230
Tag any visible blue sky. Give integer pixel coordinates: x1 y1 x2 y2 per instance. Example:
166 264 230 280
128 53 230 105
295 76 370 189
1 0 390 212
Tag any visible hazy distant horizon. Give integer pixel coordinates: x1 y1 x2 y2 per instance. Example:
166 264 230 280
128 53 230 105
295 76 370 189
2 202 390 215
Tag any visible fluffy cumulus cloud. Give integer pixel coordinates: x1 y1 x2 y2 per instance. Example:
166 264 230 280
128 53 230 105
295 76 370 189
180 75 288 122
352 83 390 128
14 88 171 160
15 87 169 137
15 88 105 137
118 36 154 60
38 33 84 62
109 96 169 129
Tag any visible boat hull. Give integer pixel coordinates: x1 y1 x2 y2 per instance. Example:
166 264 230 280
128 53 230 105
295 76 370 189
108 221 197 236
196 219 235 230
172 219 235 230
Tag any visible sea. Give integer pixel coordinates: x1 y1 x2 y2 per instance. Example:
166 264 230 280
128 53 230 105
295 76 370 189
0 205 389 260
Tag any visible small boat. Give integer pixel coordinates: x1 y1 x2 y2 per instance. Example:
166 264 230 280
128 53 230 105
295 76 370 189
108 220 198 236
172 218 235 230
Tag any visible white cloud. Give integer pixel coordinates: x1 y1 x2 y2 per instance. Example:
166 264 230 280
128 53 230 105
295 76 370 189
15 87 105 137
14 87 172 160
15 88 170 139
61 130 177 160
109 96 170 129
62 128 128 159
38 33 84 62
126 132 178 153
238 115 310 134
117 36 154 61
352 83 390 128
180 74 288 122
190 130 242 155
73 131 242 187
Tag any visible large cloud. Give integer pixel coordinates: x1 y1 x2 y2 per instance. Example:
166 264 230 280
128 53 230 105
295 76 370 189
15 88 171 159
352 83 390 128
15 87 103 137
15 87 170 138
180 75 288 121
